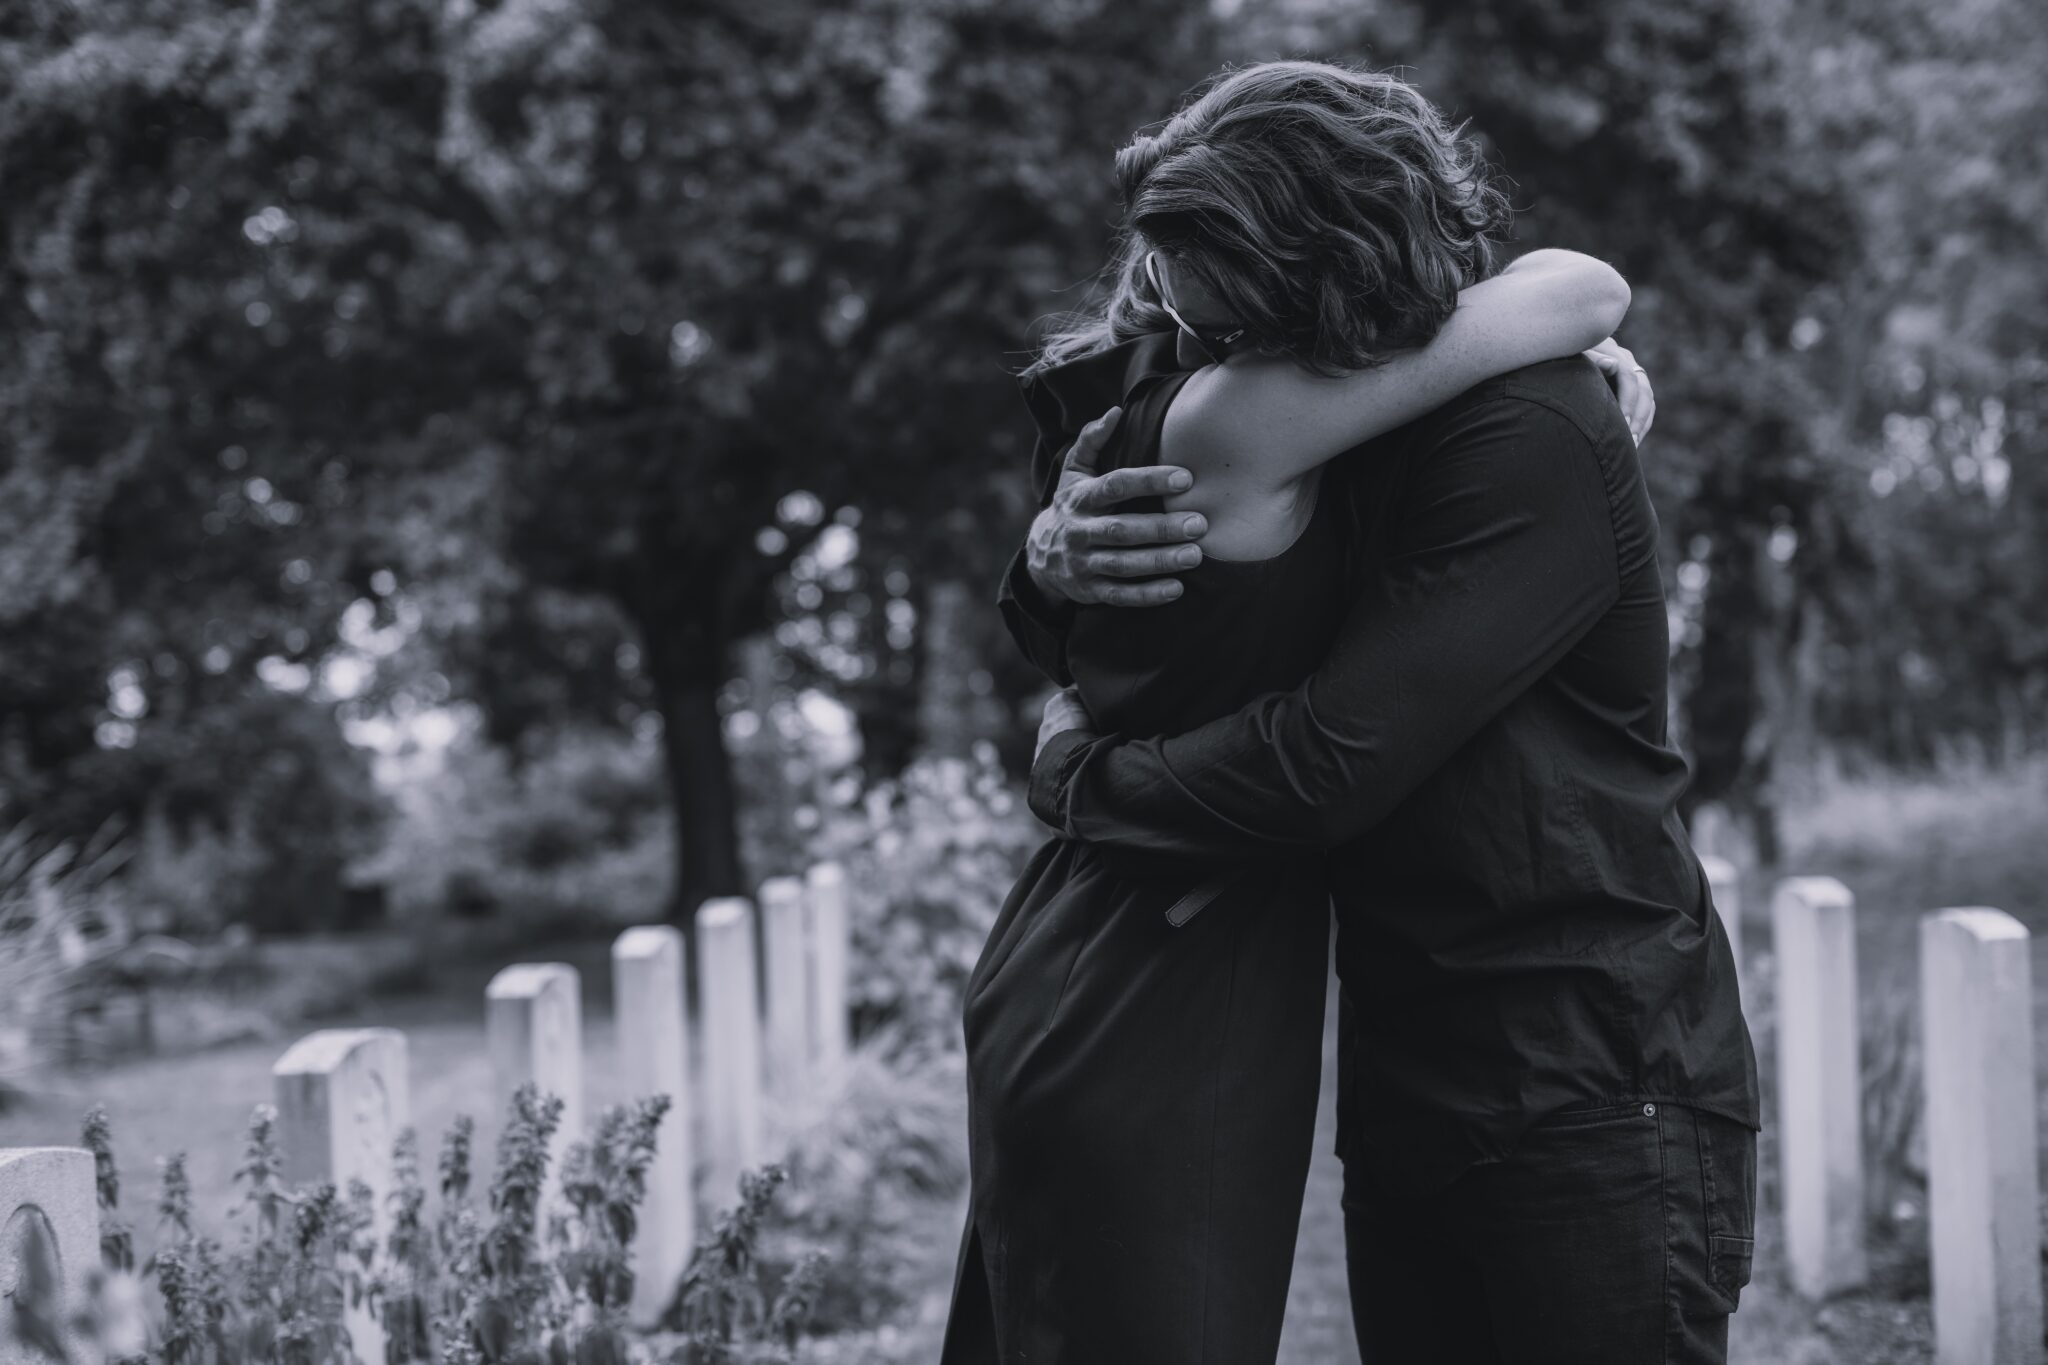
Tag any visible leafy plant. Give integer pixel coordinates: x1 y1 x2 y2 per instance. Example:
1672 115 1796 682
25 1087 840 1365
374 1128 434 1363
84 1105 135 1274
558 1096 671 1322
669 1166 828 1365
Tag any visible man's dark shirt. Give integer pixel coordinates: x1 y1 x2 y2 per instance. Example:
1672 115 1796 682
1000 355 1759 1192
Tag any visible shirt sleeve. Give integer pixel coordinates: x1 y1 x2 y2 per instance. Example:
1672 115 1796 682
1027 396 1624 860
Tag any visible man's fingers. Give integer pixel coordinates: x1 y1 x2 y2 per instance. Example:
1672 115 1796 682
1078 511 1208 548
1092 578 1185 607
1061 406 1123 480
1072 464 1195 512
1087 545 1204 578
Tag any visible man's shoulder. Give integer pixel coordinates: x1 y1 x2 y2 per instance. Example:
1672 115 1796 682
1423 354 1627 447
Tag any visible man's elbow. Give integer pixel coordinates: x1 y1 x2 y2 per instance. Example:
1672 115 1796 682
1255 703 1398 847
1286 751 1394 848
1302 798 1384 849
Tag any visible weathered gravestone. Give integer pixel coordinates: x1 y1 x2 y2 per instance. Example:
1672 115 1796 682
273 1027 411 1363
1922 908 2041 1365
1772 875 1867 1299
806 861 851 1074
486 963 584 1197
760 877 811 1094
0 1147 99 1365
698 898 764 1210
612 926 696 1324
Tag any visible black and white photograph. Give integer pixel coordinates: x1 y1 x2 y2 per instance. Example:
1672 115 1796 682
2 0 2044 1361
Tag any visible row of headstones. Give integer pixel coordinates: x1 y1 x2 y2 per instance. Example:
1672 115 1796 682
1706 857 2042 1365
0 863 852 1363
8 861 2040 1363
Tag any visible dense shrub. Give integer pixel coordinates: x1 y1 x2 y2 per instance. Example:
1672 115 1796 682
361 726 671 929
806 747 1040 1062
66 693 385 937
767 1047 970 1334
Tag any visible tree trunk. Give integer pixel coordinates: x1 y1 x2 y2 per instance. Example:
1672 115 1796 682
1685 524 1784 869
643 620 745 924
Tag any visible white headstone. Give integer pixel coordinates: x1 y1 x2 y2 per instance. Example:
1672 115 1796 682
612 926 695 1325
760 877 812 1093
1771 875 1867 1298
486 963 584 1194
1700 854 1743 1001
698 897 764 1208
0 1147 99 1365
273 1028 409 1362
806 862 851 1073
1921 908 2041 1365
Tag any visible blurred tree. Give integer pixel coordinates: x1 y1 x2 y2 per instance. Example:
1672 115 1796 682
1247 0 2047 855
0 0 411 921
407 0 1231 911
1768 0 2048 766
1 0 1225 919
7 0 2041 920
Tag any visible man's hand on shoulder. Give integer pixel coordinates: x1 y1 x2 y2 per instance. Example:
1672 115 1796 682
1582 337 1656 446
1027 407 1210 608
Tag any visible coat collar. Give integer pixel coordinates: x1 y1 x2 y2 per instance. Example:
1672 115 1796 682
1016 331 1184 498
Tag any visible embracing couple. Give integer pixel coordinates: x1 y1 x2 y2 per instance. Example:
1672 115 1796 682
939 60 1758 1365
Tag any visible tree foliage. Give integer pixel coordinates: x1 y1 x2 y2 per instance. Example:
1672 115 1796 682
2 0 2040 909
2 0 1224 913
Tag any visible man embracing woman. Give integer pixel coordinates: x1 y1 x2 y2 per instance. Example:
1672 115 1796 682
942 59 1756 1365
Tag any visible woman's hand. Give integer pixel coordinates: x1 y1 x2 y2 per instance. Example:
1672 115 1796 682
1037 687 1096 763
1583 338 1655 446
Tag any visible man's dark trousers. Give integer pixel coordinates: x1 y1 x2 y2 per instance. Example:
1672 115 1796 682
1343 1100 1757 1364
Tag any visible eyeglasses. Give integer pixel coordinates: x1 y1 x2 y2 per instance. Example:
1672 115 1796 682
1146 250 1246 363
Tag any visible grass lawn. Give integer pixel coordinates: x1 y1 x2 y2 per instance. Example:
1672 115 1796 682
6 760 2045 1362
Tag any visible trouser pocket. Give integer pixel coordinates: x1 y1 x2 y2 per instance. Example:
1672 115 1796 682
1696 1111 1757 1309
1659 1103 1757 1323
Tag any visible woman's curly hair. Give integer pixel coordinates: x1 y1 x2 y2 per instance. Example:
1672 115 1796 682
1031 61 1513 377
